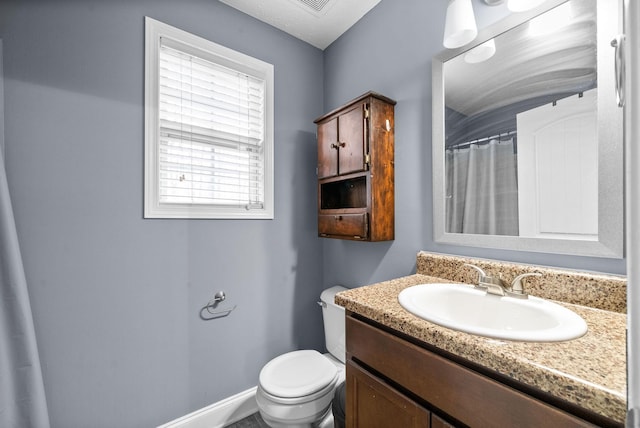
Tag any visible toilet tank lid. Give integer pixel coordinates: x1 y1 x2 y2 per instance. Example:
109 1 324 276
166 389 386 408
259 350 338 398
320 286 348 306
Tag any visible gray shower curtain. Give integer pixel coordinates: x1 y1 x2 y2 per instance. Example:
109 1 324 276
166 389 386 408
0 147 50 428
446 138 519 235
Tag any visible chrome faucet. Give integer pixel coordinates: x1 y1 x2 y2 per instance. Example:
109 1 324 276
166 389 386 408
463 264 542 299
463 264 508 296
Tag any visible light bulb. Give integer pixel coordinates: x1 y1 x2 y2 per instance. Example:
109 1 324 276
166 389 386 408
443 0 478 49
464 39 497 63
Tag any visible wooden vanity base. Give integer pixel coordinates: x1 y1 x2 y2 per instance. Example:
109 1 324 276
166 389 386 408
346 313 620 428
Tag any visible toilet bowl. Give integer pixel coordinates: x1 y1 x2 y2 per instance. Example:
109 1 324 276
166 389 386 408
256 286 347 428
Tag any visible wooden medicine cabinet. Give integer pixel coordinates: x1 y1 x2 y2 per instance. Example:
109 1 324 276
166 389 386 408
314 91 396 241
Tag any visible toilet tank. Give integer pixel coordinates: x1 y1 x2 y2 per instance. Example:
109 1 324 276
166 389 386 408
320 286 348 364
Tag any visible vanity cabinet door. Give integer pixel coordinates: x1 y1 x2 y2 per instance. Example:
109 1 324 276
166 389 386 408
431 414 457 428
346 360 430 428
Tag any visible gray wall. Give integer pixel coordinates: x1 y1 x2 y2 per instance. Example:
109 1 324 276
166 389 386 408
0 0 627 427
322 0 626 291
0 1 324 427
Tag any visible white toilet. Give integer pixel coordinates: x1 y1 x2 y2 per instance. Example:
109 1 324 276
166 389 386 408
256 286 347 428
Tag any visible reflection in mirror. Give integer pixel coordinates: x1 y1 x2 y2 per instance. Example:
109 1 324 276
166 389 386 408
432 0 623 257
445 0 596 237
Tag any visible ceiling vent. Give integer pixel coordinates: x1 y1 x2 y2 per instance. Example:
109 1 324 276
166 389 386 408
294 0 332 12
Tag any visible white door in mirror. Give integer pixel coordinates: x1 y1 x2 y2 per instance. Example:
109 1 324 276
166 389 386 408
517 89 598 240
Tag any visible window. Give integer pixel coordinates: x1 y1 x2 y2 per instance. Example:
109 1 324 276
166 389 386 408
144 17 274 219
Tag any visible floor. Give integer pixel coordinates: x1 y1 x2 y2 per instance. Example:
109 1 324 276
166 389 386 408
227 411 339 428
225 412 270 428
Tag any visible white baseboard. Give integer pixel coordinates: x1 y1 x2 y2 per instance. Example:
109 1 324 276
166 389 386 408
158 386 258 428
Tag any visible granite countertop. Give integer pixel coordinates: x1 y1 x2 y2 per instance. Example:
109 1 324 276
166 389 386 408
335 273 627 424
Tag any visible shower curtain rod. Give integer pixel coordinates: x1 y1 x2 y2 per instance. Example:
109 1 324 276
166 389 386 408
552 91 584 106
448 130 517 150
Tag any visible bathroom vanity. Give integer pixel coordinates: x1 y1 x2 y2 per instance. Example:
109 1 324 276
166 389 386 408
336 252 627 428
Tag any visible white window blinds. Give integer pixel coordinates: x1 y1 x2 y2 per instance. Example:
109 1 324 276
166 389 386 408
158 41 266 209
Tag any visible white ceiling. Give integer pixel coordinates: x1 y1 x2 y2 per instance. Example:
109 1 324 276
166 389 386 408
218 0 382 50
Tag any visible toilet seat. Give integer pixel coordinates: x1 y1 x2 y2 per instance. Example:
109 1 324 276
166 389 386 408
259 350 338 399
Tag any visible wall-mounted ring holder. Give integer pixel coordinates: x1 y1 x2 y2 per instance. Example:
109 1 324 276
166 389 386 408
200 291 237 320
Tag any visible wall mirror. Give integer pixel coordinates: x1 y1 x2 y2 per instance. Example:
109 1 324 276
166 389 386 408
432 0 623 258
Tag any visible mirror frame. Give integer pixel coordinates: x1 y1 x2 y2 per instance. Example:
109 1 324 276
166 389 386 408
432 0 624 258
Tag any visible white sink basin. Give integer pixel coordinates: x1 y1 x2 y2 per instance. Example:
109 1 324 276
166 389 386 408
398 283 587 342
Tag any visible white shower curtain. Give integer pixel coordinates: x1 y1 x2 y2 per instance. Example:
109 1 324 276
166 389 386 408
0 144 50 426
446 138 519 235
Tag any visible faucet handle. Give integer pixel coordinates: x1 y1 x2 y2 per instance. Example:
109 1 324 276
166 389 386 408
463 263 487 280
510 273 542 296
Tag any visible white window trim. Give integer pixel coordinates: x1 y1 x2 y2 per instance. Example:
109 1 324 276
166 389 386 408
144 17 274 219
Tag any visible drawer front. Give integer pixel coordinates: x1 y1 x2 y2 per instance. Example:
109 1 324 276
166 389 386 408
318 213 368 239
346 316 597 428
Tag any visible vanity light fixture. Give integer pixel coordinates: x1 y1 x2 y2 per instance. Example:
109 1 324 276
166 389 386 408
443 0 478 48
507 0 547 12
464 38 497 63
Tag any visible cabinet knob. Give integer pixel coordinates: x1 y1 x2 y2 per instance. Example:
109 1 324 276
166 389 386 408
334 215 343 221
